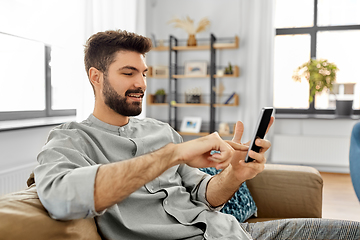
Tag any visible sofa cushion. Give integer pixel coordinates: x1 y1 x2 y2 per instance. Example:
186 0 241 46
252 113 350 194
199 167 257 222
0 184 101 240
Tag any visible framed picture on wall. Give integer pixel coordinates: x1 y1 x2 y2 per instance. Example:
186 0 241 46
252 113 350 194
152 65 169 77
180 116 202 133
184 61 207 76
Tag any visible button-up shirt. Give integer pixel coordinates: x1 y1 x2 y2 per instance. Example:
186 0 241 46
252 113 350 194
34 114 251 240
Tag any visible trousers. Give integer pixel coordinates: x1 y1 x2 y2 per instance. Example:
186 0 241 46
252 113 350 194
240 218 360 240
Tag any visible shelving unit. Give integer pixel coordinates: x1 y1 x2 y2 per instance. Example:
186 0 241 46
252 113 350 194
147 34 240 136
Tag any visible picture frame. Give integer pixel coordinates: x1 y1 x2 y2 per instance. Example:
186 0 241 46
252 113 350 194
152 65 169 77
184 61 207 76
180 117 202 133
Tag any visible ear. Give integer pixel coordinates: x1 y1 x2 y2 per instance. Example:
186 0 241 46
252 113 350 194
89 67 102 90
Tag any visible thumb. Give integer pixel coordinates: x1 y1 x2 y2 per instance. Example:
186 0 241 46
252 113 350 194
232 121 244 143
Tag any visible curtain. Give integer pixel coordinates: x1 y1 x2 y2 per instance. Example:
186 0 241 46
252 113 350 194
77 0 144 121
238 0 275 149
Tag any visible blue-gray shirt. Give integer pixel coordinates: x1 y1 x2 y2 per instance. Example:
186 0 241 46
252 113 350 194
34 114 251 239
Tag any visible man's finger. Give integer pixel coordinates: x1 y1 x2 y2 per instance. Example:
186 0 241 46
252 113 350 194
226 140 249 151
232 121 244 143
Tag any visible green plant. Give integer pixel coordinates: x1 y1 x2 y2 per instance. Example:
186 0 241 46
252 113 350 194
224 62 233 75
292 59 339 103
155 88 166 95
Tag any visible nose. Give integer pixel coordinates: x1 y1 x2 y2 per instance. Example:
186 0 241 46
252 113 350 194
133 73 147 91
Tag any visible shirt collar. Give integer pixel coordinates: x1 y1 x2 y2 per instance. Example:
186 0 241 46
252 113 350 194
87 114 132 133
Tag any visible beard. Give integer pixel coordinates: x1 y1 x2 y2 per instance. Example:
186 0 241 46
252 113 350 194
102 75 144 117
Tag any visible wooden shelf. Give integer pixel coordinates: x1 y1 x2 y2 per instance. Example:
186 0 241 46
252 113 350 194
173 66 239 79
178 131 209 136
172 103 209 107
146 94 168 106
152 46 169 51
152 36 239 52
214 94 239 107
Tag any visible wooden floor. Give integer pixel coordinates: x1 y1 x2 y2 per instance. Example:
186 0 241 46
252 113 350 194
321 172 360 222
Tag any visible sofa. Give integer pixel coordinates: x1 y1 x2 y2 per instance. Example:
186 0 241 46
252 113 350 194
0 164 323 240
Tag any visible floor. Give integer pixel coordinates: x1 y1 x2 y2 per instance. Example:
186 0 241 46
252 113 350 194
320 172 360 222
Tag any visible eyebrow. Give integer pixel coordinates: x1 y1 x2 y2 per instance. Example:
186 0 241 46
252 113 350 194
119 65 148 72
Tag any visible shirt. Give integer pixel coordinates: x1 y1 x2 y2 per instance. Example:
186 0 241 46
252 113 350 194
34 114 252 240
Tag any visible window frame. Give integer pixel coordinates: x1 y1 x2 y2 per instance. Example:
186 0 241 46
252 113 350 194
275 0 360 115
0 34 76 121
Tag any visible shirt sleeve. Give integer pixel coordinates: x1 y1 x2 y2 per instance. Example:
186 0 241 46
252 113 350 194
34 125 106 220
177 164 223 211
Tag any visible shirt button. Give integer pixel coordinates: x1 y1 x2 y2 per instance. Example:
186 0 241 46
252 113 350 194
120 127 125 132
164 200 168 205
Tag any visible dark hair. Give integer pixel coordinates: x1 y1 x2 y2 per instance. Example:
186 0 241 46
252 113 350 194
84 29 152 78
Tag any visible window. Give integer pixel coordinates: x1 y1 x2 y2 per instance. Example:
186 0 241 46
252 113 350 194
274 0 360 114
0 33 76 121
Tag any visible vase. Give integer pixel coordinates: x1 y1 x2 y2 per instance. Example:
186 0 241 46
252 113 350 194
187 34 197 46
335 100 353 116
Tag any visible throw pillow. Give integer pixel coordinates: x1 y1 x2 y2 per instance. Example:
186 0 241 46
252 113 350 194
199 167 257 222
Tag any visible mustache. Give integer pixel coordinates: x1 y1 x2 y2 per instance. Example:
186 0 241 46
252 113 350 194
125 88 145 96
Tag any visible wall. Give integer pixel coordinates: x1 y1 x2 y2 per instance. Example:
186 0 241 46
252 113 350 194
271 118 357 173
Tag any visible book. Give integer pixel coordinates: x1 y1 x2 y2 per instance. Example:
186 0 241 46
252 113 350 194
224 92 236 104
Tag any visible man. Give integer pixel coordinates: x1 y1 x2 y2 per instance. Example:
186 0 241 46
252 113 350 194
35 30 359 239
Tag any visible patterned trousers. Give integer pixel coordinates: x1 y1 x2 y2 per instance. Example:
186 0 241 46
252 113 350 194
240 218 360 240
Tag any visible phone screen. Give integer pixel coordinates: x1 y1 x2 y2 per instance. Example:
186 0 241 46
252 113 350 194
245 107 273 163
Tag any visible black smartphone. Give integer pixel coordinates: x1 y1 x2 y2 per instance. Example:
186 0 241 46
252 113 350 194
245 107 274 163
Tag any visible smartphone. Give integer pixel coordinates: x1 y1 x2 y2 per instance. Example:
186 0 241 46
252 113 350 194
245 107 274 163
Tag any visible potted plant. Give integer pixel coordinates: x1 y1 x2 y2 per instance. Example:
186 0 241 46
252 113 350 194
168 16 210 46
292 59 351 115
154 88 166 103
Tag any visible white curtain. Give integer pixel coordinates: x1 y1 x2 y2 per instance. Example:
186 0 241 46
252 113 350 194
238 0 275 146
77 0 146 121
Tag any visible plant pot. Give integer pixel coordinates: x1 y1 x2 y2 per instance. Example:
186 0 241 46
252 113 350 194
187 34 197 46
335 100 353 116
155 95 166 103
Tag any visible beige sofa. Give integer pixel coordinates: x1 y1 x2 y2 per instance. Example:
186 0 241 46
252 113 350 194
0 164 323 240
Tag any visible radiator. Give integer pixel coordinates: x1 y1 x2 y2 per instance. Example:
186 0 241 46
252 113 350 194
0 162 37 196
271 135 350 170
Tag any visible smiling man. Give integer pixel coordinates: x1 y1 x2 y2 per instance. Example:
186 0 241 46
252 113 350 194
34 30 359 240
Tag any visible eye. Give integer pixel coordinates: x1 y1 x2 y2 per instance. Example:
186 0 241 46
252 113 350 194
123 73 133 76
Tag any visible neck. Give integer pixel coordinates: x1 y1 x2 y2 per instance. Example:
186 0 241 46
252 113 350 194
93 101 129 127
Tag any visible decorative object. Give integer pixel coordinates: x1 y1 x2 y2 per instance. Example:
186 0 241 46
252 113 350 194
332 83 355 115
216 69 224 77
152 65 168 77
185 87 202 103
168 16 210 46
224 92 236 104
185 61 207 76
199 167 257 222
180 117 202 133
218 122 230 135
224 62 233 75
154 88 166 103
212 81 225 103
292 59 339 103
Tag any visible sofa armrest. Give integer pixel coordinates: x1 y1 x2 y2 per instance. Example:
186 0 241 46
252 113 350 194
0 184 101 240
246 164 323 220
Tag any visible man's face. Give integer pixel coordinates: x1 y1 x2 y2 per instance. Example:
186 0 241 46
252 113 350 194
101 51 147 117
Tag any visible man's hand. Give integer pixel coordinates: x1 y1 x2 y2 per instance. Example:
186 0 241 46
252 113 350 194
205 117 274 207
174 132 248 170
226 117 274 183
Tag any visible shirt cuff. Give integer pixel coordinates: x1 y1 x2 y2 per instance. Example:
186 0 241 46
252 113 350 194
197 174 224 211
